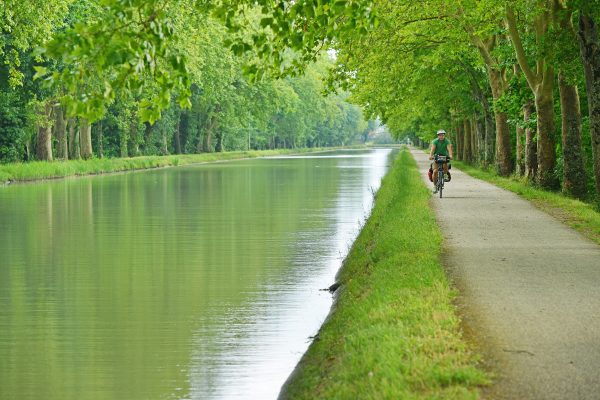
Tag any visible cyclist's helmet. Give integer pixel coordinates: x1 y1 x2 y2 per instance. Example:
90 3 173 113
437 129 446 136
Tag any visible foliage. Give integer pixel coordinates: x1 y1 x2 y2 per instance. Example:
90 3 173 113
0 3 371 164
329 0 483 140
327 0 600 198
0 0 73 87
29 0 375 121
0 91 30 162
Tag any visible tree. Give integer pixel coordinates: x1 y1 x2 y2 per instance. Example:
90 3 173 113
506 3 560 188
469 32 514 175
0 90 30 162
577 2 600 204
34 0 374 123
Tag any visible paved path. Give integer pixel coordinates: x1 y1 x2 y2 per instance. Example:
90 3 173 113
411 149 600 399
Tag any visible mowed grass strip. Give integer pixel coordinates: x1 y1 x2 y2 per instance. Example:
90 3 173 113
0 147 354 184
454 161 600 245
280 150 488 400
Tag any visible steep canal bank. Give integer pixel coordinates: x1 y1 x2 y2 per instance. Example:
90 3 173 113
279 150 489 399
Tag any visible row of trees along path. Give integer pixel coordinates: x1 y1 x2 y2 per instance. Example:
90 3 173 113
332 1 600 207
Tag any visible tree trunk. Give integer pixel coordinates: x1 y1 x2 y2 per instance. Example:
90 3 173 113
36 102 53 161
174 112 182 154
578 13 600 203
454 121 462 161
535 87 558 189
120 127 128 158
489 69 512 175
463 118 472 163
180 110 189 153
506 5 557 188
516 117 525 176
476 115 485 165
161 125 168 156
482 93 495 167
463 58 494 166
471 117 479 164
143 122 153 154
196 112 204 153
80 119 93 160
36 126 53 161
202 129 212 152
25 139 31 161
97 120 104 158
68 118 80 159
524 101 537 180
558 73 587 199
129 120 139 156
202 115 215 153
215 131 224 152
515 63 525 176
54 105 68 160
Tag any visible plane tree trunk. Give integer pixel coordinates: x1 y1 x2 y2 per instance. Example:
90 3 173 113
36 102 53 161
558 73 587 199
578 13 600 203
507 5 559 189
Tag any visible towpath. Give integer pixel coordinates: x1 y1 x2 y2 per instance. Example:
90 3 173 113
410 149 600 399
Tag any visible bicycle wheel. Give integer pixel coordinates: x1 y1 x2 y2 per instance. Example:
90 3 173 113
438 173 444 198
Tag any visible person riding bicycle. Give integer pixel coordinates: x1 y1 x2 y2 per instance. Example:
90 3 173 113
429 129 453 193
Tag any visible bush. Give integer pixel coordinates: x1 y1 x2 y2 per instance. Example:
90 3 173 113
0 91 29 163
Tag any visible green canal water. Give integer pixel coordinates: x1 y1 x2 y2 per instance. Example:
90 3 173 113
0 148 396 400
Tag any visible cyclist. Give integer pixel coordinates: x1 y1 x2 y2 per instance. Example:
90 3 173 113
429 129 453 193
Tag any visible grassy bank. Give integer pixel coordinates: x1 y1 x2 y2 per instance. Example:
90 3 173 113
0 147 354 184
280 151 488 399
454 161 600 245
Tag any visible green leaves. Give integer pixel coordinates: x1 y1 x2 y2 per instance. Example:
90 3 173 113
260 17 274 28
22 0 377 124
0 0 70 91
211 0 375 80
327 0 487 140
32 66 48 80
33 0 190 122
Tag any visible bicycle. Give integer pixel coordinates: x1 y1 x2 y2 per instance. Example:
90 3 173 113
433 155 450 198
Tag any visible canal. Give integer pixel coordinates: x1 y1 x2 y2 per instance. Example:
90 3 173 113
0 148 396 399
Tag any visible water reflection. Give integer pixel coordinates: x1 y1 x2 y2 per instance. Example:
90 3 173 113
0 149 395 400
188 149 394 400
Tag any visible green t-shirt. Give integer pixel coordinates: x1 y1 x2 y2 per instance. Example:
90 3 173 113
432 138 451 156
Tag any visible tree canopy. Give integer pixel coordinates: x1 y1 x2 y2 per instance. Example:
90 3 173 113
0 0 374 163
328 0 600 202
